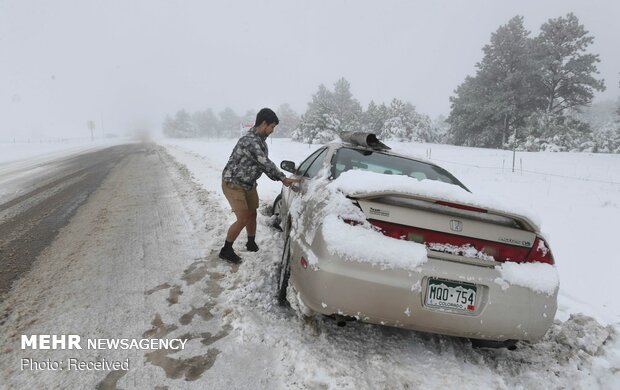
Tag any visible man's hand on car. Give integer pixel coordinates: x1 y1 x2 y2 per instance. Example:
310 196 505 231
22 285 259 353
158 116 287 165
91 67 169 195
282 177 304 192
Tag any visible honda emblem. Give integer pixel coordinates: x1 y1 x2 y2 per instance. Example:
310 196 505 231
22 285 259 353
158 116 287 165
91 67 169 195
450 220 463 232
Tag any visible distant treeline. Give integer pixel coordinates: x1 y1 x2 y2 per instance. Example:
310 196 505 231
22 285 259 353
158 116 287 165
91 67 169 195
163 13 620 153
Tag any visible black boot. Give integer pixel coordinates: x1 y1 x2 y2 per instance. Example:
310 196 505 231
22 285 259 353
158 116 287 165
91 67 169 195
219 241 241 264
246 236 259 252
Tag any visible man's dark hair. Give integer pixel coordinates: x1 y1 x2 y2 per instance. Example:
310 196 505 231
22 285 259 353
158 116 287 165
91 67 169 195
255 108 279 127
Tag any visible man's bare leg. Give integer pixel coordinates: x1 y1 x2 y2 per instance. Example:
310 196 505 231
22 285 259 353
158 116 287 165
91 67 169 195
220 209 252 263
245 210 259 251
225 209 251 242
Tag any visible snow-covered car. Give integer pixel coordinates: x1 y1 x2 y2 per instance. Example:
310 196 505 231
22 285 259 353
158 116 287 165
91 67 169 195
274 132 559 346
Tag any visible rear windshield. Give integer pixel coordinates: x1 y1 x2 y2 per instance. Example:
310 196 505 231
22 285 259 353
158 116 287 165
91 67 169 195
332 147 469 191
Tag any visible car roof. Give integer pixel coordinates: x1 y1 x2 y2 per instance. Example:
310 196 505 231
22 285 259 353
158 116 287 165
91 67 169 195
323 141 471 192
324 141 436 167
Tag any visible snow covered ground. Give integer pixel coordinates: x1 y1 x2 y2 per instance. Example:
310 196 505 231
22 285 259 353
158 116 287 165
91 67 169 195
161 137 620 326
1 138 618 388
159 136 620 388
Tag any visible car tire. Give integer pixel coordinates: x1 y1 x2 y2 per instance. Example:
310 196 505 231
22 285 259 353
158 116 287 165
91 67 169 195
276 231 291 306
470 338 518 350
271 193 283 231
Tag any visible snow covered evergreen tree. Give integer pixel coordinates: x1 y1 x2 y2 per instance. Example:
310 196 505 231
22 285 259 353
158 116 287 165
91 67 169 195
294 78 362 143
518 110 591 152
293 84 334 143
332 78 363 132
534 13 606 114
431 115 451 143
162 110 196 138
448 14 607 152
363 101 389 135
218 107 240 138
275 103 300 138
448 16 540 148
192 108 219 137
162 115 175 138
380 99 432 142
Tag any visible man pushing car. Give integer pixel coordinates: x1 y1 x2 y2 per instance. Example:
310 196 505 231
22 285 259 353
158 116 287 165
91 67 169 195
219 108 303 264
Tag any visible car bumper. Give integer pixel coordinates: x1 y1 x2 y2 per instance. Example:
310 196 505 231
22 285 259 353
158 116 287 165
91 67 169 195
289 240 558 342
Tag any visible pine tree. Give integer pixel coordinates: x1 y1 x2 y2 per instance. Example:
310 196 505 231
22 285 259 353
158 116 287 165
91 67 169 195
534 13 606 114
295 78 363 143
162 110 196 138
364 101 389 135
448 16 540 148
332 78 363 132
294 84 331 143
431 115 451 144
381 99 432 142
275 103 300 138
162 115 176 138
447 76 496 146
218 107 240 138
192 108 219 137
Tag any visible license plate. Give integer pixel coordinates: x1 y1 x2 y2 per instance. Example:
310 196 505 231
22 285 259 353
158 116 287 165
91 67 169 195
425 278 477 312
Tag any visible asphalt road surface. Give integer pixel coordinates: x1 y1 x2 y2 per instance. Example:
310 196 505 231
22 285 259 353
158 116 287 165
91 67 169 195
0 145 138 296
0 143 237 388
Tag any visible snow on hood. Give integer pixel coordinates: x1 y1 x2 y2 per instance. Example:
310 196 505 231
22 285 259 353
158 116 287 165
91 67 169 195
495 262 560 295
327 170 542 231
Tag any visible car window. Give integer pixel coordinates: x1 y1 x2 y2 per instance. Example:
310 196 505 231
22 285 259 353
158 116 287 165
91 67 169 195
304 148 329 178
296 147 326 176
333 147 469 190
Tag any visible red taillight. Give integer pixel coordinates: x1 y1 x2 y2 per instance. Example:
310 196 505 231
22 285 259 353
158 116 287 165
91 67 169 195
300 256 308 269
342 218 363 226
435 200 487 213
525 237 555 265
367 219 543 263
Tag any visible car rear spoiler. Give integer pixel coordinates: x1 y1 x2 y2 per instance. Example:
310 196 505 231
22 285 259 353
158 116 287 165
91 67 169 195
339 132 391 151
347 191 540 232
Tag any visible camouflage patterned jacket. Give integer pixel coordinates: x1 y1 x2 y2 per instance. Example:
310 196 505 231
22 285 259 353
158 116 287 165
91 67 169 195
222 127 286 190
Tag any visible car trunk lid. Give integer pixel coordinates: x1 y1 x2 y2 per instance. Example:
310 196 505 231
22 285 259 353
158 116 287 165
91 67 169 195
348 192 553 265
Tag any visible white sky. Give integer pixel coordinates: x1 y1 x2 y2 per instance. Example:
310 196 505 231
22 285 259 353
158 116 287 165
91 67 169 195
0 0 619 138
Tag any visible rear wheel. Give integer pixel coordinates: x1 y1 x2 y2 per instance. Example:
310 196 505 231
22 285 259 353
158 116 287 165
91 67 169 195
271 194 282 225
276 232 291 306
470 338 518 350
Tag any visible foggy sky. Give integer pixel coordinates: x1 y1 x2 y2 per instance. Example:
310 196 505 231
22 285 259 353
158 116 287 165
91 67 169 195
1 0 619 139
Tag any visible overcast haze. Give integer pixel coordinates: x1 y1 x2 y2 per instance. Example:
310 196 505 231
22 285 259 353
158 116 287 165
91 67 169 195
1 0 619 139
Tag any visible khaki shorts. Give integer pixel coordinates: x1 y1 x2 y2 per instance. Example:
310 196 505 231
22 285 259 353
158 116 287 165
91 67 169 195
222 180 259 211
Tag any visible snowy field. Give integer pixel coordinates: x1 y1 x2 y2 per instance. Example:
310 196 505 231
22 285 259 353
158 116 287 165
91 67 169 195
159 136 620 388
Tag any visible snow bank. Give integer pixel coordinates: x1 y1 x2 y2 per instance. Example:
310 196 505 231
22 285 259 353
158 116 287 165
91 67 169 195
495 262 560 295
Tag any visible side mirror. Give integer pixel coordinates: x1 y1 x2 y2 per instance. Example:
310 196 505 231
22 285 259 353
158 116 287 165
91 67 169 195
280 160 296 173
